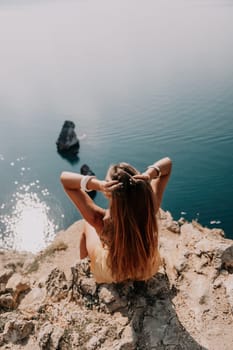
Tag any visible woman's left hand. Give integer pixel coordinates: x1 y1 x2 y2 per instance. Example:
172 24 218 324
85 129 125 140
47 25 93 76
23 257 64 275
99 180 122 198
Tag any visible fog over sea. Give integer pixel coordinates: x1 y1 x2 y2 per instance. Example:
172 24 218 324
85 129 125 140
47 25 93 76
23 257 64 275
0 0 233 252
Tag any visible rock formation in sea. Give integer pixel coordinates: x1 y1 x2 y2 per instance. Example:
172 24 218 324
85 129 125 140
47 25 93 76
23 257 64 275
0 211 233 349
80 164 97 198
56 121 80 164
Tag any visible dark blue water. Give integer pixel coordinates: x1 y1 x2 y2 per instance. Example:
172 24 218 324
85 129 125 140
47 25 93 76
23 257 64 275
0 0 233 251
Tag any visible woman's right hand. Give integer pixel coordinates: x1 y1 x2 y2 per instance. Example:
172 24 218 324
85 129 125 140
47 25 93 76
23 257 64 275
133 174 150 182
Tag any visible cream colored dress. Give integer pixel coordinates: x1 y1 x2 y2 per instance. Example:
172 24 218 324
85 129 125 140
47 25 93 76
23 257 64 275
90 243 161 284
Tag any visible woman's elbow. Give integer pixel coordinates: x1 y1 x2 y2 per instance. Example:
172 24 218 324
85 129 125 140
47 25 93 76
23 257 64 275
60 172 68 187
165 157 172 174
167 157 172 166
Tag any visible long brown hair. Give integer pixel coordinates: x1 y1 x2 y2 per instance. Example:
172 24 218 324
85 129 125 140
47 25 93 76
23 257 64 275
105 163 158 282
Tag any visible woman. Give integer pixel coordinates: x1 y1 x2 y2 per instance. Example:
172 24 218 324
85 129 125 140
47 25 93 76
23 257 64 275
60 157 172 283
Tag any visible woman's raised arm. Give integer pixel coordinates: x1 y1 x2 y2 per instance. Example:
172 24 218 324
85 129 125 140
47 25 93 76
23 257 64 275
60 172 121 232
60 172 106 232
142 157 172 213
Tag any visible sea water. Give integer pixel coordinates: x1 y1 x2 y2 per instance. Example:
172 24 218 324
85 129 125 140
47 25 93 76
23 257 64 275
0 0 233 251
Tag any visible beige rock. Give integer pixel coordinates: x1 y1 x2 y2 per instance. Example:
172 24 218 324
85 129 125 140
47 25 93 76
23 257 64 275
19 286 46 312
160 210 181 234
45 268 68 302
178 217 186 225
85 334 102 349
98 285 117 304
113 312 129 326
166 221 181 234
0 333 4 347
211 228 225 237
3 319 34 344
121 323 135 343
37 322 54 349
79 276 97 296
0 293 15 310
35 320 69 349
0 268 14 284
109 339 135 350
50 326 64 350
223 274 233 311
98 284 127 312
5 272 31 305
195 238 230 257
221 245 233 271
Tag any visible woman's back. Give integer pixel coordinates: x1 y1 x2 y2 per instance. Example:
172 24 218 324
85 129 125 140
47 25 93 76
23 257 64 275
60 157 172 284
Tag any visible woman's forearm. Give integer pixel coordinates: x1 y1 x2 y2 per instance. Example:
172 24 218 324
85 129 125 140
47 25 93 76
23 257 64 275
60 172 82 190
145 157 172 180
60 172 102 191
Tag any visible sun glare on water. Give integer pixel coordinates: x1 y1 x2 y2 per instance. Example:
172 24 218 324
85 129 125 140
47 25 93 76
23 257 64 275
0 155 64 253
0 190 57 253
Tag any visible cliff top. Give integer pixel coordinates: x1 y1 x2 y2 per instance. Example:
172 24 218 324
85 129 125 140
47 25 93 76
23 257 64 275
0 211 233 349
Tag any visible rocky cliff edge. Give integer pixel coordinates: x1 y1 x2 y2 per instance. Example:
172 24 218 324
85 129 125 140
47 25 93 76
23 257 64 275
0 211 233 350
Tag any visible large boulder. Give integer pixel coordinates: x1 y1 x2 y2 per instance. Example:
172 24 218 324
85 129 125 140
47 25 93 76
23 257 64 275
56 120 80 152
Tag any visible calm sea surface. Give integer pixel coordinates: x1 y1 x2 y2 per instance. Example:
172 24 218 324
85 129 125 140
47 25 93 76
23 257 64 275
0 0 233 251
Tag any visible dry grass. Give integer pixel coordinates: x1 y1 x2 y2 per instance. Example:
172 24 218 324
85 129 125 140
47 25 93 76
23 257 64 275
26 240 68 274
